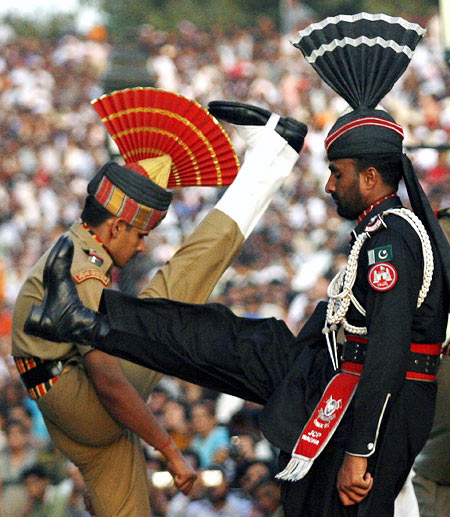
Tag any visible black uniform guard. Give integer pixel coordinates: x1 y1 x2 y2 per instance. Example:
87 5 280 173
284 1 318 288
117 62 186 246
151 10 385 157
24 13 450 517
94 192 447 516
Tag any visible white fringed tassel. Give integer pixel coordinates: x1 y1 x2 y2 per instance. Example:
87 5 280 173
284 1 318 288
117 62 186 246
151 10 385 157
323 325 339 370
276 456 313 481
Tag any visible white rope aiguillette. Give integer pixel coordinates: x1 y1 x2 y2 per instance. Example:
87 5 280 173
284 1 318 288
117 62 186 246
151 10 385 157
323 208 434 369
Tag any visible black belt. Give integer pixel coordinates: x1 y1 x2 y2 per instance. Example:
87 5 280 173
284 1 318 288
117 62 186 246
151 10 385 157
342 335 441 381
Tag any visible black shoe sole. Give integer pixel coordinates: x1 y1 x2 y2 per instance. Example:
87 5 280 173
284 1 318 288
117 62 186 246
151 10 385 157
208 101 271 126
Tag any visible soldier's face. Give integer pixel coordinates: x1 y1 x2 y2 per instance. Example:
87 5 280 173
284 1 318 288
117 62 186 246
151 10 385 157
325 158 367 220
110 223 149 268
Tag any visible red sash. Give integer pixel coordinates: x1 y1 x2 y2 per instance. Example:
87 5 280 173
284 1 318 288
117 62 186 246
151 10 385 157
276 372 359 481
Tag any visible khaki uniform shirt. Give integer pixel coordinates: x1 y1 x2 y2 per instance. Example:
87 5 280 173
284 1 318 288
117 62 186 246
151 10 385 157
11 209 244 516
12 222 109 363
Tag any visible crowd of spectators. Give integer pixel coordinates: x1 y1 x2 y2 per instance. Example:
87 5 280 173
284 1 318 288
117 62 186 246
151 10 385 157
0 9 449 515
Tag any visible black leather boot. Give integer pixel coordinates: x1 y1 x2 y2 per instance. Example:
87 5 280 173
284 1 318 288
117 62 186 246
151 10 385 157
24 235 110 346
208 100 307 153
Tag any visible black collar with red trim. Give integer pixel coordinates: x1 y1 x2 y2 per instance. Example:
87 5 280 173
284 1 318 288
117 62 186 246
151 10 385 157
356 193 397 223
351 195 402 243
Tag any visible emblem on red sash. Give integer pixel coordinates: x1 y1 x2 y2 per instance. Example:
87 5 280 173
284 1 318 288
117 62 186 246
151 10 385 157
276 372 359 481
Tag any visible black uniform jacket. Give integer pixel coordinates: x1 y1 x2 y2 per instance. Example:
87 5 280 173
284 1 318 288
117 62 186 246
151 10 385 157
259 196 448 455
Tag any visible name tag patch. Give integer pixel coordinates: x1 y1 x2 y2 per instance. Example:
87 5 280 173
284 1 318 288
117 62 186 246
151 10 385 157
73 270 110 287
368 244 393 265
368 262 398 291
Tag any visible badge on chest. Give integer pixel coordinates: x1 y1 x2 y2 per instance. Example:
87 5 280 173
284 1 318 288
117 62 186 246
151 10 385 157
368 262 398 291
88 250 104 267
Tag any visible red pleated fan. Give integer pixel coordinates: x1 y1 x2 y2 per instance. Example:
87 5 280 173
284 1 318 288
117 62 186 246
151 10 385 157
91 87 240 188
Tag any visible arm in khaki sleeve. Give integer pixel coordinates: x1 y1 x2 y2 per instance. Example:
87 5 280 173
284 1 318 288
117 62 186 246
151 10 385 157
76 278 196 492
77 279 196 494
84 349 196 494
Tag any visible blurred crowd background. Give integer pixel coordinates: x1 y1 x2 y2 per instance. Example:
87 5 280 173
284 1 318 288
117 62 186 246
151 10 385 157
0 5 449 515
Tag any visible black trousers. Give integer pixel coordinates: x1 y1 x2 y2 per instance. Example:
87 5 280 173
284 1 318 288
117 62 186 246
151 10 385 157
97 290 436 517
99 290 298 405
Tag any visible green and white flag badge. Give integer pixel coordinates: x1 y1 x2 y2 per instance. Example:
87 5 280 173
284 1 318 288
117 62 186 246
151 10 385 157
368 244 393 265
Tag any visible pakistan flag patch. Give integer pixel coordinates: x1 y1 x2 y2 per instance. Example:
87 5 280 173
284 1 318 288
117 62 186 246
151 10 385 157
368 244 393 265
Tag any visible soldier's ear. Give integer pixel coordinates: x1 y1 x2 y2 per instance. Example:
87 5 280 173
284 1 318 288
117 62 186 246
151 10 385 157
359 166 379 194
109 217 124 238
363 166 377 186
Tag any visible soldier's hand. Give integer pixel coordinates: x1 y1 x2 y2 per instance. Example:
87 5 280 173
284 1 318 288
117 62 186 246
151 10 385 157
166 455 197 495
337 454 373 506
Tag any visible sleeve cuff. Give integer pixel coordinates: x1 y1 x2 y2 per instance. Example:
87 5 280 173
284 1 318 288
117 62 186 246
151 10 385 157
347 393 392 457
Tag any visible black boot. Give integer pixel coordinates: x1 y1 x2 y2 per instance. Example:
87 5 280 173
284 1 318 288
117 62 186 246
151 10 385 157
24 235 110 346
207 100 307 153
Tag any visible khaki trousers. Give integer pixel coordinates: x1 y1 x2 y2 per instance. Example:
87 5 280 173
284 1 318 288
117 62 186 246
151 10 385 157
39 366 151 516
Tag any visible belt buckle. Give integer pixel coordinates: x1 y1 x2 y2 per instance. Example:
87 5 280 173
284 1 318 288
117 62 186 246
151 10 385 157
49 361 63 377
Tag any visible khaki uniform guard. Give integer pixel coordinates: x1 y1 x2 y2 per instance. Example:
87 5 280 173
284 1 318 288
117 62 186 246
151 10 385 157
12 211 243 515
412 208 450 517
